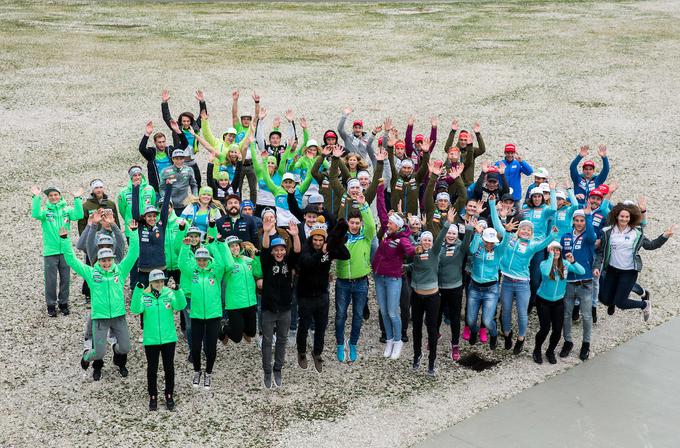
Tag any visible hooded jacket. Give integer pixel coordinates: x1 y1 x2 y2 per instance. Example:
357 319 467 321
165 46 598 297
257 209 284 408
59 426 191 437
131 285 187 345
78 193 120 235
117 174 156 237
32 195 84 256
213 242 262 310
63 232 139 319
260 246 299 313
373 226 416 278
335 204 375 280
178 241 226 319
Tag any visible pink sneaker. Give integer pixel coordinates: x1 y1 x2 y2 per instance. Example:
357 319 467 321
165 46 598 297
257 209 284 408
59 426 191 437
462 325 471 341
480 328 488 344
450 344 461 361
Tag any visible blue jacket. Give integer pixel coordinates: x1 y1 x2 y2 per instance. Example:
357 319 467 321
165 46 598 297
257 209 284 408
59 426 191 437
132 183 172 270
590 200 612 238
520 189 557 240
494 159 533 200
554 189 579 238
560 213 597 281
570 155 609 204
537 253 585 301
468 233 504 283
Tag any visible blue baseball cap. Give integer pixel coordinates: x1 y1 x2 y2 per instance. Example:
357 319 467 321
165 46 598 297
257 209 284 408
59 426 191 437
241 200 254 210
270 237 286 248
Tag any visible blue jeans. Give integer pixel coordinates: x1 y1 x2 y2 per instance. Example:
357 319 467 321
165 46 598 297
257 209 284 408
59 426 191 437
335 278 369 345
500 277 531 338
466 282 499 337
374 274 403 341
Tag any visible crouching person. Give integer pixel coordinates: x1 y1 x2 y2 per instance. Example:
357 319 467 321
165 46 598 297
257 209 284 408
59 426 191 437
131 270 186 411
62 221 140 381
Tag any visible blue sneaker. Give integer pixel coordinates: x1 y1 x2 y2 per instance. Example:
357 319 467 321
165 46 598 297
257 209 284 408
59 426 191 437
349 344 358 362
336 344 345 362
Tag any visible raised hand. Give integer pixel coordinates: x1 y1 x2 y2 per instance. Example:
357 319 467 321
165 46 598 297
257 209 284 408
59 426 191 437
449 163 464 179
428 160 442 176
583 202 592 215
208 152 215 163
481 160 490 173
31 185 40 196
504 218 519 233
355 192 366 205
321 145 332 157
383 117 393 132
565 252 575 263
169 119 181 134
376 148 388 161
451 118 459 131
608 180 619 194
447 207 457 223
476 200 487 216
285 109 294 122
300 116 308 129
286 224 299 237
343 106 353 116
73 187 84 198
597 144 608 157
332 145 344 158
161 89 170 102
182 236 192 245
549 181 557 190
407 115 415 126
232 89 239 101
472 121 481 133
262 214 275 232
272 115 281 129
195 90 205 102
258 107 267 120
430 116 438 127
579 145 589 158
497 161 506 175
145 121 154 136
663 224 676 238
420 137 432 153
200 109 208 121
129 219 138 231
373 124 383 134
92 208 103 224
252 91 260 103
638 196 647 211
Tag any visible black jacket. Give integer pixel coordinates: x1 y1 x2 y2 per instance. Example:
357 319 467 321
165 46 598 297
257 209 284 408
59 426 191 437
132 183 172 270
207 162 242 206
139 134 188 193
260 247 299 313
215 214 259 247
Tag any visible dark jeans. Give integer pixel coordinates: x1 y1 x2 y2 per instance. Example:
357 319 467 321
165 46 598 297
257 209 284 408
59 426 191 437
599 266 643 310
222 306 257 342
290 275 299 331
190 317 220 374
297 295 329 356
144 342 175 397
438 286 463 345
535 297 564 353
379 277 411 340
412 291 441 368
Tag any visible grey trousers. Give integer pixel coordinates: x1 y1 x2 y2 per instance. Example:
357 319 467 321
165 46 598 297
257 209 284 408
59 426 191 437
261 309 291 374
563 282 593 344
239 163 258 203
44 254 70 307
84 316 130 362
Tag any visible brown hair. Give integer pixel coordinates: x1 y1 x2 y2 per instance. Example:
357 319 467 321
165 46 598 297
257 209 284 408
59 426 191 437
344 154 369 171
153 132 166 142
549 252 566 280
608 202 642 228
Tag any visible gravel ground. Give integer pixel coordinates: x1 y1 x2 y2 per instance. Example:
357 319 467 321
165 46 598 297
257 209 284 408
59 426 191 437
2 1 680 447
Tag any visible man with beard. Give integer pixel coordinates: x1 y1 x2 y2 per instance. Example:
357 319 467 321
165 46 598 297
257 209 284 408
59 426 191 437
215 194 259 246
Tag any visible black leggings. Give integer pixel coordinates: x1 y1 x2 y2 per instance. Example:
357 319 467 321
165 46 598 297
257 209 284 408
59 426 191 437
599 267 643 310
412 291 441 368
438 286 463 345
144 342 175 397
191 317 220 374
534 297 564 353
221 306 257 343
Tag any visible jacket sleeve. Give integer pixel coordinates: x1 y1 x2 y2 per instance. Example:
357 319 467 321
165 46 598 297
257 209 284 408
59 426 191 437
84 225 98 261
117 191 127 225
68 197 84 221
338 157 352 181
405 124 414 157
489 199 507 239
429 125 437 152
172 288 187 311
595 157 610 186
520 160 533 176
160 183 172 226
310 155 325 185
63 236 92 282
111 224 125 260
642 234 669 251
424 173 436 227
472 171 485 200
329 158 347 198
287 192 304 222
364 160 384 204
138 135 154 162
201 118 219 149
178 244 195 275
540 253 554 276
376 188 389 232
474 133 486 157
130 285 145 315
568 260 586 276
434 221 449 248
531 229 558 254
415 151 430 184
450 176 467 213
161 101 181 148
337 114 351 147
570 155 582 187
444 129 455 151
119 232 140 279
31 195 45 221
189 169 198 196
469 233 481 255
400 234 416 257
360 204 376 241
460 225 475 255
131 185 141 221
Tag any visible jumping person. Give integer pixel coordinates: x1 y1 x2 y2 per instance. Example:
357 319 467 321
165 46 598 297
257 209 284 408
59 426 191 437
160 149 198 207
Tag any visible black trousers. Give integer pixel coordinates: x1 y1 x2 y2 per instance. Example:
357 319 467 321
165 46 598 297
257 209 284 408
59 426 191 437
82 254 91 297
297 295 329 356
534 297 564 353
190 163 202 189
238 163 258 203
412 291 441 368
599 267 643 310
379 277 411 339
144 342 175 397
191 317 220 374
438 286 464 345
222 305 257 342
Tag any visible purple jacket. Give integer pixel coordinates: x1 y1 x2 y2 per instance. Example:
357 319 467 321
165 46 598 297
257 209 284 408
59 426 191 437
372 227 416 278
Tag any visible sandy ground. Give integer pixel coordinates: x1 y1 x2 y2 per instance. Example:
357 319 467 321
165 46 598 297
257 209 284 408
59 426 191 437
2 1 680 447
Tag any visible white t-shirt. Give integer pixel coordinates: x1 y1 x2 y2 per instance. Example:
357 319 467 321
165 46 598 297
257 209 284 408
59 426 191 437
609 226 636 270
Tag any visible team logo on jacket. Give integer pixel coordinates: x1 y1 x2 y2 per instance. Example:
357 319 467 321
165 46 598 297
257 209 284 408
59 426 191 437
209 278 215 286
114 277 119 283
165 302 172 310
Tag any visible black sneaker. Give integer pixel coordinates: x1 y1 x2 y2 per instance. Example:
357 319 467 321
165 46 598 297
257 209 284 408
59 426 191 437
607 304 616 316
273 370 283 388
149 396 158 411
512 339 524 355
559 341 574 358
119 366 129 378
379 335 387 344
503 331 513 350
363 304 370 321
59 304 70 316
47 306 57 318
489 335 498 351
412 355 422 371
571 304 580 322
402 333 409 343
579 342 590 361
312 355 323 374
93 369 102 381
192 371 202 387
469 331 478 346
297 353 308 370
592 306 598 324
80 355 90 370
532 350 543 364
546 350 557 364
165 394 175 411
263 372 273 389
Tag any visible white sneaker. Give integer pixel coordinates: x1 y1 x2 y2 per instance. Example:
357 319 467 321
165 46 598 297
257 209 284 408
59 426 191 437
107 335 118 347
390 340 404 360
273 333 277 345
383 340 394 358
257 335 263 350
84 338 93 352
643 297 652 321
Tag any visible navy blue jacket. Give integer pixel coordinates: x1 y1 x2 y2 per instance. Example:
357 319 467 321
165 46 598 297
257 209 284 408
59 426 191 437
132 183 171 270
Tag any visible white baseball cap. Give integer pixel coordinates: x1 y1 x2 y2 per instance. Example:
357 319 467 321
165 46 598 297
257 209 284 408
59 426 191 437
149 269 166 282
282 173 297 183
482 228 499 243
534 167 550 178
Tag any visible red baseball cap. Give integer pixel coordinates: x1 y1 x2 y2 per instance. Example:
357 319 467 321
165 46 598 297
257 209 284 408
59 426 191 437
504 143 516 153
395 141 406 150
597 184 610 195
352 120 363 127
324 130 337 140
415 134 425 143
487 166 499 173
583 160 596 168
589 188 604 197
459 130 470 137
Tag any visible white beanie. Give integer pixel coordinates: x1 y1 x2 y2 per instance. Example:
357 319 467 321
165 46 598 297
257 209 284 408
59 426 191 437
419 231 433 242
389 213 404 229
347 178 361 190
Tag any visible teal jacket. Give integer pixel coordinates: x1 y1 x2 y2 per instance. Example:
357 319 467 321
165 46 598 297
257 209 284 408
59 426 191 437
131 285 187 345
537 253 585 301
468 233 504 283
554 189 579 238
520 188 557 240
32 195 84 256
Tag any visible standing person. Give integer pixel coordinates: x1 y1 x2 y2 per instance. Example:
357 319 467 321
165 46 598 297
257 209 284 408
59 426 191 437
373 210 416 360
533 242 585 364
494 144 533 206
139 120 187 193
334 193 375 362
63 221 140 381
259 213 301 389
132 182 172 287
443 120 485 186
296 217 350 373
31 185 84 316
524 167 550 204
131 270 186 411
178 238 226 389
405 115 437 168
179 186 223 238
215 194 260 246
570 145 610 204
206 153 241 208
337 107 376 167
490 199 558 354
406 209 454 375
594 204 674 319
553 188 580 238
160 149 198 207
329 145 385 220
118 166 157 243
232 89 261 203
559 208 597 360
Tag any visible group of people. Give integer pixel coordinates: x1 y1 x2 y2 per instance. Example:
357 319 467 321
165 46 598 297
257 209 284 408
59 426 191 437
31 89 675 411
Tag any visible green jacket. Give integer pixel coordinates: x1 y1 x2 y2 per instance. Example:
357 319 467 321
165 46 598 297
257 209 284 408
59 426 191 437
330 158 383 220
178 242 225 319
164 212 181 270
336 204 376 280
32 195 84 256
214 243 262 310
117 175 156 237
388 146 430 215
64 232 139 319
131 285 187 345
